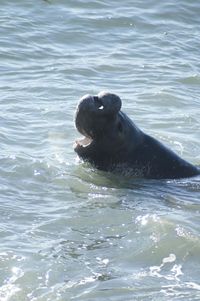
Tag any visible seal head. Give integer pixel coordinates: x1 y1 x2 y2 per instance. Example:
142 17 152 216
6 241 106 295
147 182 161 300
74 91 143 172
75 91 122 139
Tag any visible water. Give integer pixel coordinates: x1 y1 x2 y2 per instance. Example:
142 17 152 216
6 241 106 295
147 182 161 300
1 0 200 300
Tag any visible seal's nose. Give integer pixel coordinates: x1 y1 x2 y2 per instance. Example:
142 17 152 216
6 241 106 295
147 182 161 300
97 91 122 114
77 91 122 115
80 94 93 103
93 96 104 110
78 94 104 113
77 94 94 111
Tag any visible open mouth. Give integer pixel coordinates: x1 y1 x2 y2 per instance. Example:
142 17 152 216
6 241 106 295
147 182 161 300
74 136 93 148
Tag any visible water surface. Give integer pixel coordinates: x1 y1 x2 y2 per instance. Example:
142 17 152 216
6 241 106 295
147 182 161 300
1 0 200 300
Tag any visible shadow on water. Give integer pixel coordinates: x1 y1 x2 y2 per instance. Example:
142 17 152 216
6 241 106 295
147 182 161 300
72 162 200 206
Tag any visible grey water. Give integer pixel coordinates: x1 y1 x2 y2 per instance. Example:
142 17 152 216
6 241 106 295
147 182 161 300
1 0 200 300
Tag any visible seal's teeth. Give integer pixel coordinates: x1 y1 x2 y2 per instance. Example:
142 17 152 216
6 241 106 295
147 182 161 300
98 105 104 110
75 136 92 147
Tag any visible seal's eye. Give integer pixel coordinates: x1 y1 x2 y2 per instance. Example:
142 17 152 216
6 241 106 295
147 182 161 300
118 122 123 132
94 96 104 110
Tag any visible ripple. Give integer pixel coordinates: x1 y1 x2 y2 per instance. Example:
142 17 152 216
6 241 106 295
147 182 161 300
1 0 200 300
180 74 200 85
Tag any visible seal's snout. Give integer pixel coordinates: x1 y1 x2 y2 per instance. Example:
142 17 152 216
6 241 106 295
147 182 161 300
77 94 94 112
97 91 122 114
77 91 122 115
93 96 104 110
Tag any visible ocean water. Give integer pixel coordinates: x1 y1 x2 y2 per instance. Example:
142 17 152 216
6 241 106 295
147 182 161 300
1 0 200 300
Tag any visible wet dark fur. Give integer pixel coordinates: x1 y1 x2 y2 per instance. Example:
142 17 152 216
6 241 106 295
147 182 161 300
74 92 199 179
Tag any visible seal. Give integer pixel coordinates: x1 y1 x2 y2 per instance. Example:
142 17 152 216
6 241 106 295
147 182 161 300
74 91 200 179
